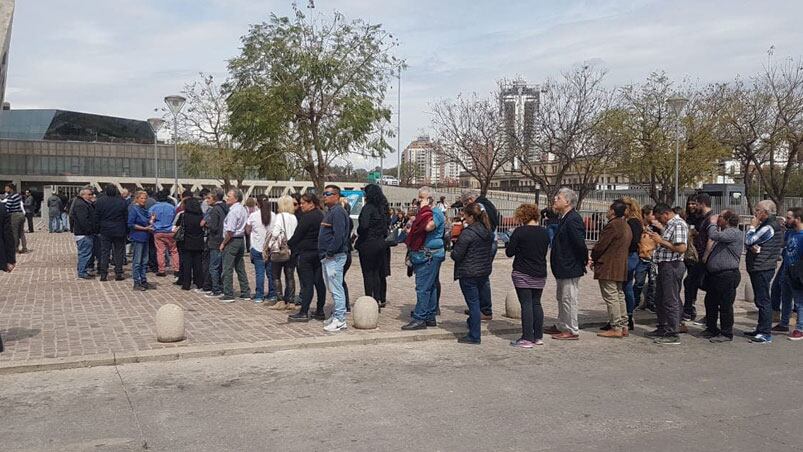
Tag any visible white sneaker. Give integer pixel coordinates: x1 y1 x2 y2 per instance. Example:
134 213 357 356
323 318 347 332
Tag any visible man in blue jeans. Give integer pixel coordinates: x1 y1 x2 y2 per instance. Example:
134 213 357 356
744 200 784 343
128 191 154 290
204 189 228 297
70 187 97 279
777 207 803 340
403 187 446 330
319 185 350 332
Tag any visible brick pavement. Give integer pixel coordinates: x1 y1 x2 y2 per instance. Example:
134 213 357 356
0 225 758 366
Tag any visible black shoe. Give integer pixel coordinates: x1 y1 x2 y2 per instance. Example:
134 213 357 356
313 311 326 321
143 282 156 290
156 272 166 277
401 320 427 330
115 274 125 281
457 336 480 345
78 274 94 280
99 274 108 282
426 319 437 327
645 328 666 338
709 335 733 343
698 329 718 339
742 330 759 337
599 323 612 331
288 312 310 322
133 284 147 291
628 315 635 331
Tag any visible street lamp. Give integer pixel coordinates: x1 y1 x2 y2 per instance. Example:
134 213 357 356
396 65 402 181
666 95 689 207
164 95 186 195
147 118 165 189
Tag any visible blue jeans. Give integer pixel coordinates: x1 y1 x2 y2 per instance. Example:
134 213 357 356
209 249 223 294
322 253 348 321
771 266 783 311
131 241 149 284
61 212 69 231
624 252 640 315
460 276 490 342
779 266 801 328
250 248 276 300
49 215 61 233
633 259 654 307
75 236 94 277
412 255 444 321
749 269 775 335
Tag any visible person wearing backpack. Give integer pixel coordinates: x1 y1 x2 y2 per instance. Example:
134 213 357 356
267 195 299 310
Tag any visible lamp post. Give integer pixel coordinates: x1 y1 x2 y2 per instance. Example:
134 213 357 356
396 65 402 181
147 118 165 189
666 95 688 207
164 95 186 196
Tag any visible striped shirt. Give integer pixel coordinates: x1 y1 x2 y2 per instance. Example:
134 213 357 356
511 270 546 289
3 192 23 213
654 215 688 263
745 223 775 246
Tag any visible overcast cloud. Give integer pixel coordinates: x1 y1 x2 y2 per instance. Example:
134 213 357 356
6 0 803 169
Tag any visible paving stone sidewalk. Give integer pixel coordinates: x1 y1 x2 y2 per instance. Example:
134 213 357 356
0 227 758 366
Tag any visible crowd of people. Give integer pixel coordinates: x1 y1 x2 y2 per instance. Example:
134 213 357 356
2 180 803 346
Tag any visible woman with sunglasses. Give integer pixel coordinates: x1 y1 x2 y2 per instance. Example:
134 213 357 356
287 194 327 321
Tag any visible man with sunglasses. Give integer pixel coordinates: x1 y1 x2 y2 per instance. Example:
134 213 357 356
319 185 351 332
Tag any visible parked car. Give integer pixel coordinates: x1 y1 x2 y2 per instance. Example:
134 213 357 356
379 176 400 186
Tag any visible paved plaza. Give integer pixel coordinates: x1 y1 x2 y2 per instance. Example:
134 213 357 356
0 225 761 371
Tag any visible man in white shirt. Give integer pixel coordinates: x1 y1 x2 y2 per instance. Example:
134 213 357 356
219 189 251 302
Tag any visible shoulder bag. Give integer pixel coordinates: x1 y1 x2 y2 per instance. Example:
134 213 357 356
269 214 292 263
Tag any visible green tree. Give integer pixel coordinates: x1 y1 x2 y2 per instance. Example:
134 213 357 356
226 7 399 194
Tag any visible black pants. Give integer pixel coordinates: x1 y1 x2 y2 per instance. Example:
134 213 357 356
703 269 740 338
683 262 705 319
297 251 326 314
516 287 544 341
26 212 34 233
359 241 387 303
148 235 158 272
87 234 101 271
271 258 296 302
181 249 204 290
343 251 352 310
99 235 125 276
657 261 685 336
201 247 211 291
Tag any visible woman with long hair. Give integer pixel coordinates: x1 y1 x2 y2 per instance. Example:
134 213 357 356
179 197 206 290
267 195 299 310
506 204 550 348
287 193 328 321
619 197 644 331
451 202 494 344
246 194 276 303
356 184 391 307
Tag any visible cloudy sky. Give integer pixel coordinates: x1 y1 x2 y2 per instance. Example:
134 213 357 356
7 0 803 169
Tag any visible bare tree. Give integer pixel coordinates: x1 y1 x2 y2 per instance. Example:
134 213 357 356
515 65 614 207
431 93 514 196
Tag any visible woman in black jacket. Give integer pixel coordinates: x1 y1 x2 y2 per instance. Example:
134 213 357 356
356 184 390 307
178 197 205 291
287 194 327 322
451 202 494 345
506 204 550 348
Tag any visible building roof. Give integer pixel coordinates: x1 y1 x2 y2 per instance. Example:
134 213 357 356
0 109 154 144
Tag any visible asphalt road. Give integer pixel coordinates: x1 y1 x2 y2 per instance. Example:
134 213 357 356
2 326 802 452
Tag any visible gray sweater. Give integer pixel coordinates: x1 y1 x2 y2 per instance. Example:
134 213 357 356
705 224 744 273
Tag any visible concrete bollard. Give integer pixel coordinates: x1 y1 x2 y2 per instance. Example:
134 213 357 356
156 304 185 343
505 289 521 319
743 279 754 303
352 296 379 329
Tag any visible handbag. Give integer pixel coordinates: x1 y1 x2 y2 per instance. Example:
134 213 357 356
268 214 292 263
173 213 185 242
638 231 656 260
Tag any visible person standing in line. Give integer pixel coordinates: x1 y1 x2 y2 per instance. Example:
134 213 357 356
591 200 633 339
23 190 35 234
47 191 63 233
144 189 158 274
203 189 228 298
267 195 299 310
744 200 783 344
149 192 180 277
356 184 391 308
699 210 743 343
290 192 304 306
94 184 128 281
173 191 194 287
645 203 689 345
59 190 71 233
460 189 499 318
177 196 205 291
507 204 550 348
544 187 588 341
128 191 155 291
319 185 350 332
0 201 17 353
70 187 98 279
3 183 27 254
245 194 276 304
339 197 354 312
770 211 792 322
777 207 803 340
219 189 251 302
402 187 446 331
287 193 327 322
621 197 644 331
451 202 494 345
635 205 660 313
685 193 714 323
195 190 215 294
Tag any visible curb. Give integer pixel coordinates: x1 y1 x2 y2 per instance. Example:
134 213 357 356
0 325 521 375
